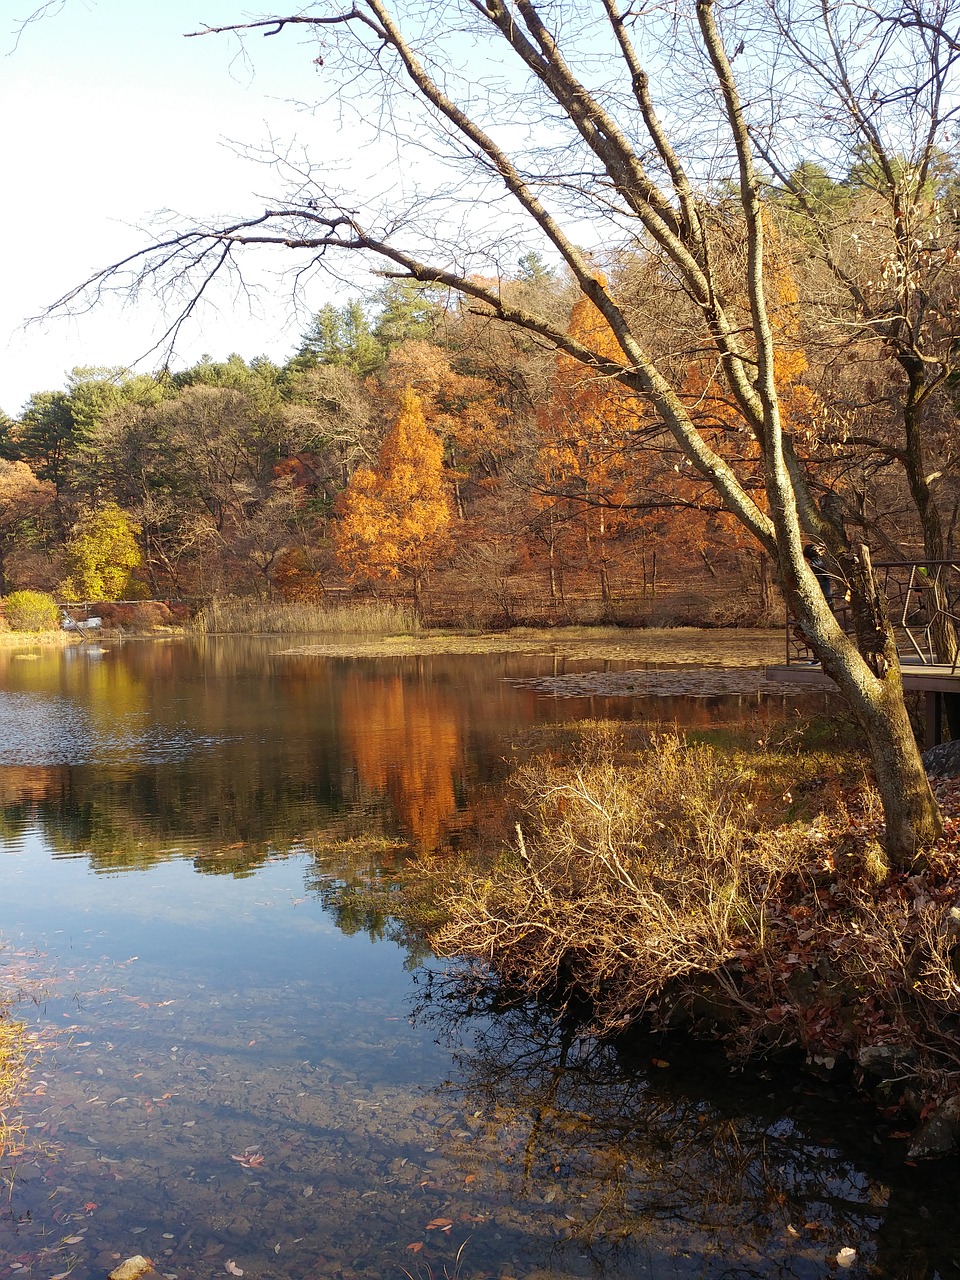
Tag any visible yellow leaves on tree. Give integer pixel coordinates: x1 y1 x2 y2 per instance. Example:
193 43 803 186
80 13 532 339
335 387 452 597
60 503 143 601
536 294 643 599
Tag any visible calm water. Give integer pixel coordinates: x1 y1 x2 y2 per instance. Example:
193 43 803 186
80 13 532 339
0 636 957 1280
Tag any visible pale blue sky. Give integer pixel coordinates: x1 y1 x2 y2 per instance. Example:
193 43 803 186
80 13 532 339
1 1 377 414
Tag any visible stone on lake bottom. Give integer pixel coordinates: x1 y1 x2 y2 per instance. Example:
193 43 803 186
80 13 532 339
108 1257 158 1280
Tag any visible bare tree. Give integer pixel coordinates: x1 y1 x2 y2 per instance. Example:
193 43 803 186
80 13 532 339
53 0 960 866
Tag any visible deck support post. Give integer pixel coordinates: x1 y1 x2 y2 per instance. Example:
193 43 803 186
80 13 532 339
925 692 943 750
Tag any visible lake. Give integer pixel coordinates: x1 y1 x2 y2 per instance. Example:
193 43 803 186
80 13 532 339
0 634 957 1280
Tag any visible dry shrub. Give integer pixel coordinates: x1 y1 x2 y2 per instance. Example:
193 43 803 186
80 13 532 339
432 729 811 1034
123 601 174 629
424 728 960 1113
3 590 60 632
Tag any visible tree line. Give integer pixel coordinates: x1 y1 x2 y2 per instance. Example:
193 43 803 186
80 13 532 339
4 167 956 627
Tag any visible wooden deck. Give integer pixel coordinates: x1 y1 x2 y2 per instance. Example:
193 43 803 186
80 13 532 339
767 662 960 693
766 661 960 746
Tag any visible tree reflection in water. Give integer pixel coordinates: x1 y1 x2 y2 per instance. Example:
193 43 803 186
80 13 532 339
410 963 958 1279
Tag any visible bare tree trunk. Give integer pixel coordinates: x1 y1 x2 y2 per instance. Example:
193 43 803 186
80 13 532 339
790 544 941 861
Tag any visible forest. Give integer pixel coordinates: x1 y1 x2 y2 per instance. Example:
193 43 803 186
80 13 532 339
3 153 958 631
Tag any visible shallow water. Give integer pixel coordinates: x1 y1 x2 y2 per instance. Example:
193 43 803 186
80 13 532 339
0 635 957 1280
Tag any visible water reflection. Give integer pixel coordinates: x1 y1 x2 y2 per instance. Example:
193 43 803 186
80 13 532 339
0 637 824 870
412 966 960 1279
9 638 948 1279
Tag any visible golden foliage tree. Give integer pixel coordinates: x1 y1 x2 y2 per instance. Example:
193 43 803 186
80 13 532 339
335 387 452 600
60 504 143 601
536 294 648 601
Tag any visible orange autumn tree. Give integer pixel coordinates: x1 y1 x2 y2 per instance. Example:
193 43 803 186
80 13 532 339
335 386 452 601
375 339 510 519
535 294 644 601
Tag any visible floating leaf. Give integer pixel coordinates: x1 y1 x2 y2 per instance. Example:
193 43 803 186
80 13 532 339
426 1218 454 1231
406 1243 424 1253
651 1059 670 1069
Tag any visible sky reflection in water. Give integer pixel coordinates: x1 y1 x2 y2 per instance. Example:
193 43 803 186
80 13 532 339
0 637 956 1280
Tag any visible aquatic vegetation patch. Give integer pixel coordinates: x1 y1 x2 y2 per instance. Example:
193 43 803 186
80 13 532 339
0 960 46 1185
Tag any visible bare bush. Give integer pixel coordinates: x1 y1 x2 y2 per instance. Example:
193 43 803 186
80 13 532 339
433 729 811 1033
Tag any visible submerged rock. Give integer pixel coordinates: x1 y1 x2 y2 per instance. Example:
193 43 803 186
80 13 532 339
107 1258 159 1280
908 1094 960 1159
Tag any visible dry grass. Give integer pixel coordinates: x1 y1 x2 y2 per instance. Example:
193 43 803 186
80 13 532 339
193 597 421 636
0 631 71 647
432 727 813 1034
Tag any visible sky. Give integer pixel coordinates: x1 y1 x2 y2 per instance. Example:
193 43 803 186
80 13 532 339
0 0 381 415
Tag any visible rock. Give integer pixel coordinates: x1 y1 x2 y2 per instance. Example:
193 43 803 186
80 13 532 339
908 1094 960 1159
107 1257 158 1280
857 1043 916 1079
922 738 960 779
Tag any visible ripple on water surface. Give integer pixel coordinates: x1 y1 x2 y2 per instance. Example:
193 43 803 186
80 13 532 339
0 691 230 766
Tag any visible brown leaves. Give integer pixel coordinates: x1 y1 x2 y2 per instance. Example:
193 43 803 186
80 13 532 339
230 1149 265 1169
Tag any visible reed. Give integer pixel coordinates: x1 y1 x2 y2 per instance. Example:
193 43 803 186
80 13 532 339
193 598 422 636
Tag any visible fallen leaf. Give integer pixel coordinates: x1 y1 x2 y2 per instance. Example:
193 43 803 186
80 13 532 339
406 1243 424 1253
225 1262 244 1277
836 1247 857 1269
426 1218 454 1231
464 1174 476 1185
651 1058 670 1068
